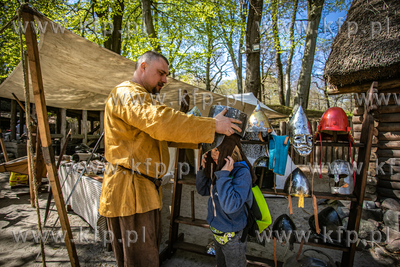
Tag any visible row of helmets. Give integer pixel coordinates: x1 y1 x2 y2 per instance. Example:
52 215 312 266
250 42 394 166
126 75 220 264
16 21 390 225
271 207 343 267
187 104 355 195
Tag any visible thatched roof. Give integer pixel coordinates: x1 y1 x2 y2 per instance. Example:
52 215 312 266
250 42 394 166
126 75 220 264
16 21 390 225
324 0 400 88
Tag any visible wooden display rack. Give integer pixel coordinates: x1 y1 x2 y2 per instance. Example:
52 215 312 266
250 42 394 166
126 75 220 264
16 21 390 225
160 83 376 267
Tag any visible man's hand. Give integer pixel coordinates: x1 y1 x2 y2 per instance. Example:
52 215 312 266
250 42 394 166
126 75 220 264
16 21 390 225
214 108 242 136
221 156 234 172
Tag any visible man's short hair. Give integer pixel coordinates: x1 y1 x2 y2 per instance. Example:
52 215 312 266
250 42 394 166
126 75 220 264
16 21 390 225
135 51 169 70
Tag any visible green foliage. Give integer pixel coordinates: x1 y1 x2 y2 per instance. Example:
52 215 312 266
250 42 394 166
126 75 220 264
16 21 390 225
0 0 352 112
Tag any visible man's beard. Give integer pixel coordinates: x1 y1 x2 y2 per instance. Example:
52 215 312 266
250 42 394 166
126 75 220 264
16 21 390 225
152 87 157 94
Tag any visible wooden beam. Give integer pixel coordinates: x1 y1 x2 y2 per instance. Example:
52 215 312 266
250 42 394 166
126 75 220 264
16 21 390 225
22 9 80 267
0 129 9 162
82 110 87 145
99 111 104 149
328 78 400 95
11 93 36 124
341 84 375 267
168 148 186 257
18 105 24 136
60 108 66 151
10 100 17 140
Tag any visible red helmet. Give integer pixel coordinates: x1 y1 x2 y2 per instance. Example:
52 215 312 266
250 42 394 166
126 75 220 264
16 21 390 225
315 107 353 142
315 107 355 181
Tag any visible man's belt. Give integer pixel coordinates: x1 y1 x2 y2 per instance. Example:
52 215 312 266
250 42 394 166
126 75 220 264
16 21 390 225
119 165 162 190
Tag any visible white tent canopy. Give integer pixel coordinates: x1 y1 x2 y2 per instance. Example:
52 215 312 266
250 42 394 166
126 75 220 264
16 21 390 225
0 14 285 119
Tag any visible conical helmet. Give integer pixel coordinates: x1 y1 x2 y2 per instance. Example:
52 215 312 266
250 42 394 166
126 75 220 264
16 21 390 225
284 168 311 197
309 207 343 244
202 105 248 153
253 156 275 189
288 105 313 157
283 249 336 267
272 214 297 235
272 214 297 250
253 156 268 168
246 103 272 133
186 106 202 117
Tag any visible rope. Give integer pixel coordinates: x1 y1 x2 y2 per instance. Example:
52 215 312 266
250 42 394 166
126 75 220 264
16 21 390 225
0 14 18 35
18 11 47 266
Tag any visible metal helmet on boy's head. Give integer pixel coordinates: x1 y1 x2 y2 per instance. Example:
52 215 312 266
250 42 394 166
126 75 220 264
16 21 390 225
202 105 248 153
288 105 313 157
246 103 272 133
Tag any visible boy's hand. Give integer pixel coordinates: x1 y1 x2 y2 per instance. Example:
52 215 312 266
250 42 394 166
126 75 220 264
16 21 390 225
201 153 207 169
222 156 234 172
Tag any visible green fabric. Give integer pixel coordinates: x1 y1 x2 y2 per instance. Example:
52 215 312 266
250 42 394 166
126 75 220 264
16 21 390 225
252 185 272 233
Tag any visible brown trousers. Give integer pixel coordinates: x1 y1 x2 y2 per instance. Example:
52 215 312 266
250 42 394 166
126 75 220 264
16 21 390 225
106 209 162 267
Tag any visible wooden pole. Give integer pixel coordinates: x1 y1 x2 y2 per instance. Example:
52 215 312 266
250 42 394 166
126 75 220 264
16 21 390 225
11 100 17 140
12 93 36 124
99 111 104 149
82 110 87 145
191 190 195 221
0 129 9 162
22 9 80 267
60 108 66 152
341 82 376 267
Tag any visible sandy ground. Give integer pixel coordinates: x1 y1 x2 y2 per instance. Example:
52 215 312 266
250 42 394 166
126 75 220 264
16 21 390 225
0 168 398 267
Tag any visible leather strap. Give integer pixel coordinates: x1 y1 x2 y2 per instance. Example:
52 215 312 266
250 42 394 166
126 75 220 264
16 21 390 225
119 165 162 190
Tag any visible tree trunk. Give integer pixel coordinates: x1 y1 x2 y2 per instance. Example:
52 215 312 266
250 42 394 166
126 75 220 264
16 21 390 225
284 0 299 107
237 1 247 94
205 19 212 91
141 0 161 52
272 0 284 105
245 0 263 99
293 0 324 110
324 79 330 108
104 0 124 54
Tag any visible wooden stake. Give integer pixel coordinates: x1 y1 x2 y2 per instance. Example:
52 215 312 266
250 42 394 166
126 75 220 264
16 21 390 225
273 237 277 267
22 9 80 266
191 190 195 221
296 240 304 261
312 195 320 234
288 195 293 215
0 129 9 162
27 140 35 207
82 110 87 145
12 92 36 123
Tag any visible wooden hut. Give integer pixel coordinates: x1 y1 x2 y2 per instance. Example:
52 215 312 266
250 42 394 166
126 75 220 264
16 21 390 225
324 0 400 200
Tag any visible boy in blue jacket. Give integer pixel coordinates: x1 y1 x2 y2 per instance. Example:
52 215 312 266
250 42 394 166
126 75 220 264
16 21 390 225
196 134 257 267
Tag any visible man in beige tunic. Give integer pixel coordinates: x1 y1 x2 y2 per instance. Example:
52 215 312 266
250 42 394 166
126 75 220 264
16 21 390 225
99 51 241 266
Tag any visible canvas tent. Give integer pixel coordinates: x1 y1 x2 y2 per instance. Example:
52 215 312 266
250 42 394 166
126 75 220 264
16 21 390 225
0 13 285 119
